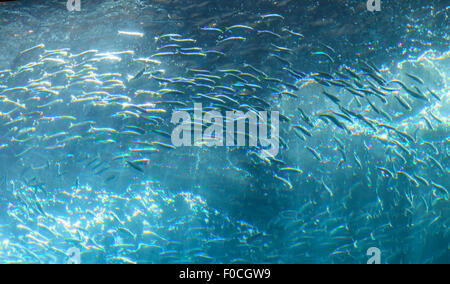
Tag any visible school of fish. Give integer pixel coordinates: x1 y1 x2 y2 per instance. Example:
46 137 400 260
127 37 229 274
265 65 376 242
0 0 448 263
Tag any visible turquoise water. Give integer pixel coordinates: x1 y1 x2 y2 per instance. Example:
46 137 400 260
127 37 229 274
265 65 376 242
0 0 448 264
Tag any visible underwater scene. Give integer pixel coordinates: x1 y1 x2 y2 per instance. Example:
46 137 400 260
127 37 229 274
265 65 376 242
0 0 448 264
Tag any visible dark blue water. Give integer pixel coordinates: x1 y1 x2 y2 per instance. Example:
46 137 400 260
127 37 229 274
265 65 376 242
0 0 448 264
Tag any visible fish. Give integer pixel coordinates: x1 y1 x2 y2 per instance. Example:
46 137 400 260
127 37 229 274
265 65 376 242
292 124 312 137
318 114 349 133
261 14 285 20
394 95 412 111
322 90 341 105
306 146 322 162
405 73 424 85
427 88 441 101
217 37 246 45
226 25 255 31
312 52 335 63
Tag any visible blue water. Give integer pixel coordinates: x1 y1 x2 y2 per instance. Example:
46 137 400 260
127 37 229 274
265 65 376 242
0 0 448 264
